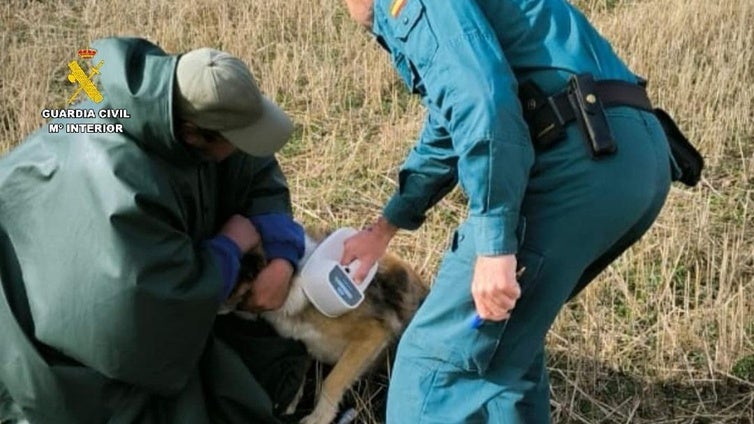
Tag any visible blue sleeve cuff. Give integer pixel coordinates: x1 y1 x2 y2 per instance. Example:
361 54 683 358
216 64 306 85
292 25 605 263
248 214 305 270
263 242 302 270
205 234 242 299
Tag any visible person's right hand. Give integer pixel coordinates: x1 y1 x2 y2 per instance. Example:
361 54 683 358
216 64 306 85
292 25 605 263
219 214 260 253
471 254 521 322
340 216 398 283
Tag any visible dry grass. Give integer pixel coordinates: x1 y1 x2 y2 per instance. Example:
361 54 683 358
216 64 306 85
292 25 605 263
2 0 752 422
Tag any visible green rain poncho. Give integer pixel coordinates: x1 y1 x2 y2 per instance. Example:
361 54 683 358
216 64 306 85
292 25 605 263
0 37 307 423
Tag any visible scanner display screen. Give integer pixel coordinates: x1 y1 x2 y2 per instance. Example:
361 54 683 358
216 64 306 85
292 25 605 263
328 266 363 307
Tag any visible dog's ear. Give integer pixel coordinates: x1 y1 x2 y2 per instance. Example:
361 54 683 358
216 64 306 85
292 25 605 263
222 248 268 308
238 247 267 283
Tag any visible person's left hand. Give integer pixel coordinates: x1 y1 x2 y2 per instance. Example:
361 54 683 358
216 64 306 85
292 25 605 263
239 259 295 312
471 254 522 321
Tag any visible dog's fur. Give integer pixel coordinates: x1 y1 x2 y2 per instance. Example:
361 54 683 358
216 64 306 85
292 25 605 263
228 228 428 424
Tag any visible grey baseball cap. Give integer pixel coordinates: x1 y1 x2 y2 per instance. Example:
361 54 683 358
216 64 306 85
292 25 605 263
175 47 293 156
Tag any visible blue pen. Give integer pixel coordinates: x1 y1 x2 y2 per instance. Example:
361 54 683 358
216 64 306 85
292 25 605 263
470 267 526 330
470 314 484 329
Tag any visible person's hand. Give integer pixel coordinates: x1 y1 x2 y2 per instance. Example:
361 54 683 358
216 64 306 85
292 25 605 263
220 214 260 253
239 259 294 312
471 254 522 321
343 0 374 29
340 216 398 283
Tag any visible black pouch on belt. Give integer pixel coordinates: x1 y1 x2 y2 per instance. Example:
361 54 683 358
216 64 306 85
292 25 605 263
518 80 567 149
653 108 704 187
568 73 617 157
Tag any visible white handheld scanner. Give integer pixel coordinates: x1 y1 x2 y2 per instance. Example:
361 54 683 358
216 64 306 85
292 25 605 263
298 228 379 317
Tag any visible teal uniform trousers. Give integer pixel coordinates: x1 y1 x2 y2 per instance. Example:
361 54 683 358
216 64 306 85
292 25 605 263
370 1 674 422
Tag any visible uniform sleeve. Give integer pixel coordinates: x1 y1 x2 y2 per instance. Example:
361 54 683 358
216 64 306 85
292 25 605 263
382 113 458 229
379 0 535 255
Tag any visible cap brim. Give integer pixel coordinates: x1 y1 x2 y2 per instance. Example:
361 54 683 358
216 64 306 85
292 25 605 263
220 97 294 157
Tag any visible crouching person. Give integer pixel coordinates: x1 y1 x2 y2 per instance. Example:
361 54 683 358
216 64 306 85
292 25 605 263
0 37 309 423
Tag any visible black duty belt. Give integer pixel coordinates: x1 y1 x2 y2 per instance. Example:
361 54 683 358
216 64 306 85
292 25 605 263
518 74 654 154
518 73 704 187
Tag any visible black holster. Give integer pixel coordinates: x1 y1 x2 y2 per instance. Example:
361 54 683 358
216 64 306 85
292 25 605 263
519 80 568 149
568 73 617 157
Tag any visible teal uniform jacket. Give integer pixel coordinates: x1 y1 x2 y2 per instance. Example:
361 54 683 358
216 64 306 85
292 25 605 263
375 0 639 255
374 1 673 422
0 37 303 423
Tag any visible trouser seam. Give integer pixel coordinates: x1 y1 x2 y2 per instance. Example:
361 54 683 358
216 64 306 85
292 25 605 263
416 362 442 424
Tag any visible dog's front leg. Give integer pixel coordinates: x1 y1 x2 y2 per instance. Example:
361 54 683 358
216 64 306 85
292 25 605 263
285 359 312 415
300 322 391 424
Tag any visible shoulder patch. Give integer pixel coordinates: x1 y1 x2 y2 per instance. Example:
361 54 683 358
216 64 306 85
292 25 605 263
390 0 407 17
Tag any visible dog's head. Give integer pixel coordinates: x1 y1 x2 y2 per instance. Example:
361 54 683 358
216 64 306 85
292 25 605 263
226 233 321 316
220 248 266 313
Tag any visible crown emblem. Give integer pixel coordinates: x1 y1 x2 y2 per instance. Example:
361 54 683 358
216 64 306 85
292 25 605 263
77 48 97 59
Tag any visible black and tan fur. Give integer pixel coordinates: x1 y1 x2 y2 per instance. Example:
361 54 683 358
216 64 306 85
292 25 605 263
227 228 428 424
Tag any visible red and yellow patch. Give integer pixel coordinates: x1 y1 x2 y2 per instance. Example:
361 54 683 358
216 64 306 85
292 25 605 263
390 0 407 17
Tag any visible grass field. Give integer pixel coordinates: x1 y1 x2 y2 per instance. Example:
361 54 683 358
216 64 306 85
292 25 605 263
2 0 753 422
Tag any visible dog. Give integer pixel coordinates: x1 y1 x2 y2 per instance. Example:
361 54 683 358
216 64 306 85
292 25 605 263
224 228 428 424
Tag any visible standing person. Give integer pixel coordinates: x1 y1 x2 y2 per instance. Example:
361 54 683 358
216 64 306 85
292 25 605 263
0 37 309 423
339 1 677 422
